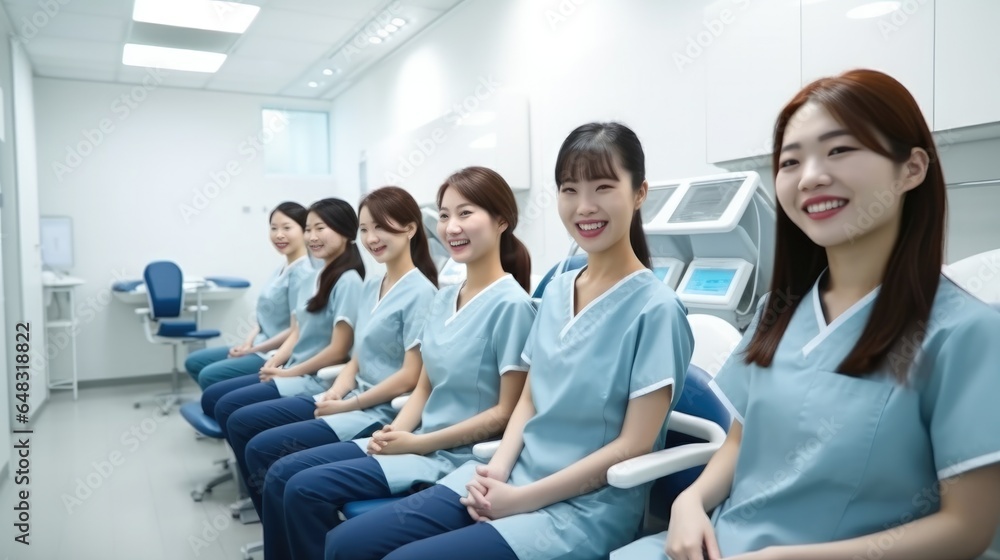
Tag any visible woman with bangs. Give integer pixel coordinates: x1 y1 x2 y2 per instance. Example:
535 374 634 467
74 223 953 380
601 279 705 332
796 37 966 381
324 123 693 560
613 69 1000 560
222 186 438 520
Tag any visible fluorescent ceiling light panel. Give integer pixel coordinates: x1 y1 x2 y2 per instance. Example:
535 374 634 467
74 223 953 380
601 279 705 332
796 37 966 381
133 0 260 33
123 43 227 72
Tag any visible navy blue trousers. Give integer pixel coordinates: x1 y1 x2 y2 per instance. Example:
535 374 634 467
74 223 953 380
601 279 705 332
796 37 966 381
324 484 517 560
199 372 259 421
263 441 391 560
232 396 343 516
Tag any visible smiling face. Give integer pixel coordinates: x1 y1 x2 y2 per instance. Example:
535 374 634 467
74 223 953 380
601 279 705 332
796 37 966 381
437 185 506 265
269 211 305 256
775 102 923 249
557 154 646 255
304 211 348 263
358 205 413 265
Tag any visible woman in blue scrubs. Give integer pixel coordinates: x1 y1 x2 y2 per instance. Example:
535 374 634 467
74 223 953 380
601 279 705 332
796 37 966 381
225 186 439 518
614 70 1000 560
265 167 535 560
186 202 313 392
324 123 694 560
200 198 364 426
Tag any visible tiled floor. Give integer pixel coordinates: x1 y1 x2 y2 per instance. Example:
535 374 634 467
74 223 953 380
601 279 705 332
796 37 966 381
0 382 261 560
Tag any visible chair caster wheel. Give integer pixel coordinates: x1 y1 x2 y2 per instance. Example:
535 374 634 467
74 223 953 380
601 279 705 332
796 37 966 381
191 490 207 502
133 403 140 409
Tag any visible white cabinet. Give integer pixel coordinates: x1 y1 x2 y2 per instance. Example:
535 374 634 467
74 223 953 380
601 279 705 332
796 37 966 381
705 0 801 164
934 0 1000 131
800 0 935 129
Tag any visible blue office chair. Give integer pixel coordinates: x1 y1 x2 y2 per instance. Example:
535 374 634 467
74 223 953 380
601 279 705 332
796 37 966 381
133 261 220 414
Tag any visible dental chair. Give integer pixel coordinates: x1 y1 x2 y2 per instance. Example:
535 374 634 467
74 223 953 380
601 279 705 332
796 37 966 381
133 261 220 414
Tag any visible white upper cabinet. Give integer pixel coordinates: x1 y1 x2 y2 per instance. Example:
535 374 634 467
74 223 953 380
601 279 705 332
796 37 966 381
934 0 1000 131
704 0 801 164
800 0 935 129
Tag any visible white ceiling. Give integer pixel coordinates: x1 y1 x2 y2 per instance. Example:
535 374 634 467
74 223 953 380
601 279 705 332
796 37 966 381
3 0 466 99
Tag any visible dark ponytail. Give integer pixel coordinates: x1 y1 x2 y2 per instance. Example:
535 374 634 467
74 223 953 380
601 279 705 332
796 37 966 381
306 198 366 313
554 122 652 269
359 186 438 287
437 167 532 292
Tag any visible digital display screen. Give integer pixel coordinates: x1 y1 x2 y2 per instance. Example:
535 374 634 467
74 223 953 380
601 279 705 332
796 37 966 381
668 178 743 223
653 266 671 282
642 185 677 224
683 268 737 296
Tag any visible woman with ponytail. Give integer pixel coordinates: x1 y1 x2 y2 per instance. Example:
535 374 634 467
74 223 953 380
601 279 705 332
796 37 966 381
201 198 364 483
325 124 692 560
258 167 536 560
222 186 438 521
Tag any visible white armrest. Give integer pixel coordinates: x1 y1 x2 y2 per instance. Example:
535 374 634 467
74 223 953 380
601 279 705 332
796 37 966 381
186 304 209 312
606 412 727 489
473 440 502 460
391 395 410 410
316 364 345 380
135 307 150 315
607 443 722 489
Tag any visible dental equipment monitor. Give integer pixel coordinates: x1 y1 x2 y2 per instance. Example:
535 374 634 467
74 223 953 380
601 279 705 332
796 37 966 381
651 257 685 290
677 258 754 309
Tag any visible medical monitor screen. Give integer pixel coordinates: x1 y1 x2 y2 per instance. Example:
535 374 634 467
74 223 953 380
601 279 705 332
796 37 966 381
40 216 74 271
653 266 671 282
668 178 743 223
642 185 677 224
684 268 736 296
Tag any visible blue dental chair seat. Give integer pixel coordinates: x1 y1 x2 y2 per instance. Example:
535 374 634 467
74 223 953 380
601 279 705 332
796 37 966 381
180 401 223 439
156 320 221 339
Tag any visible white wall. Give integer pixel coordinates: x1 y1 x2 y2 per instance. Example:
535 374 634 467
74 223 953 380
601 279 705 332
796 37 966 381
34 79 337 381
0 8 16 482
331 0 726 275
331 0 1000 276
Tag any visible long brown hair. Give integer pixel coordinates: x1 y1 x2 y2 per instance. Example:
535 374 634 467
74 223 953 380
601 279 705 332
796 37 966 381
359 186 438 287
436 167 531 292
554 122 652 269
744 69 946 380
305 198 366 313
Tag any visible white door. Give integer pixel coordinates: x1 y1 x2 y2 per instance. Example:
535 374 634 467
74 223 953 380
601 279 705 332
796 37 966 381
12 38 48 414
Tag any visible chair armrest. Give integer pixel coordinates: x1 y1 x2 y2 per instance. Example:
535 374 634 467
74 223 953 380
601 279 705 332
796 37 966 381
316 364 345 380
473 440 502 460
135 307 151 316
391 395 410 410
186 305 209 312
607 442 722 489
606 412 727 489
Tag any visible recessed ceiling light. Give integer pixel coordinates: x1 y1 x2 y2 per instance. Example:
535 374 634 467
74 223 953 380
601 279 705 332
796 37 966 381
377 29 389 37
391 18 406 26
385 24 398 32
322 68 334 76
123 43 227 72
308 81 319 88
846 1 900 19
369 36 382 44
133 0 260 34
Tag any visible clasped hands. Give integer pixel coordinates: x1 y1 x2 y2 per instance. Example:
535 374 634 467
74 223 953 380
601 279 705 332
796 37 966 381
459 464 527 522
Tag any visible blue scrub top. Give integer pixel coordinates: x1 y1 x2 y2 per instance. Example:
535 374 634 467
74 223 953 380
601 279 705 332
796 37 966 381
438 268 693 560
359 274 535 494
705 273 1000 555
320 268 437 440
286 269 363 369
253 256 314 352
